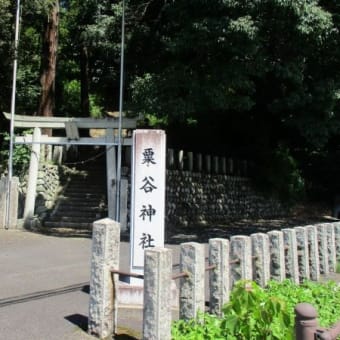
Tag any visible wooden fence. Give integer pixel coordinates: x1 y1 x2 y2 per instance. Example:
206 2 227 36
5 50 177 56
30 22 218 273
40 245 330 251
88 219 340 339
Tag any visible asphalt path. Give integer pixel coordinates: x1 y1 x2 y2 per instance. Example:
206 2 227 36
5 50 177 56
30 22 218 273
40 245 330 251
0 230 153 339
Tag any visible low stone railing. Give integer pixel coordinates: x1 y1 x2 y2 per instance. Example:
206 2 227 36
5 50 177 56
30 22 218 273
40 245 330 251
87 219 340 339
295 303 340 340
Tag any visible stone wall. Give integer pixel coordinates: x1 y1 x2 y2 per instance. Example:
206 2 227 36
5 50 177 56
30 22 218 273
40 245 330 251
23 163 286 226
19 163 62 218
166 170 286 226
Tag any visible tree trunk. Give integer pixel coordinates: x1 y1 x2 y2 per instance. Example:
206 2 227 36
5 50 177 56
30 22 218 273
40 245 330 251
38 1 59 135
80 44 90 116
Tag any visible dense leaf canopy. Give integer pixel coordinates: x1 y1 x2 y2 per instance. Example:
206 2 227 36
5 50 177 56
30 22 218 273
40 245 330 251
1 0 340 200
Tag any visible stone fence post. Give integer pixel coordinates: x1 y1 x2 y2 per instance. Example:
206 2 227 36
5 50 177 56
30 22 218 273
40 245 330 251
187 152 193 172
205 155 211 173
213 156 219 174
178 150 184 170
317 224 329 275
251 233 270 287
326 223 336 272
306 225 320 281
179 242 205 320
167 148 175 169
143 248 172 340
295 227 310 281
88 218 120 339
230 235 252 287
0 176 19 229
196 153 202 172
334 222 340 261
268 230 286 282
283 228 299 284
221 157 227 174
209 238 230 316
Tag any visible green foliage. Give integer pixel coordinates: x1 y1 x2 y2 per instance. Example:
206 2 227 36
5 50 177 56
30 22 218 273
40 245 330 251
0 0 13 111
254 146 305 203
2 0 340 201
60 79 81 115
266 279 340 327
172 279 340 339
0 131 31 178
221 281 292 339
89 94 104 118
172 312 224 340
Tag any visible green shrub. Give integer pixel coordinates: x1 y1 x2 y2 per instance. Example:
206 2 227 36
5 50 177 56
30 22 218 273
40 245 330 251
0 131 31 178
171 279 340 340
253 145 305 204
266 279 340 328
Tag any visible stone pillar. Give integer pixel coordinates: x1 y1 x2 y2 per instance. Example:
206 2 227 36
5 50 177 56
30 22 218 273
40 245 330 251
221 157 227 174
295 227 310 281
268 230 286 281
230 235 252 287
228 158 234 175
334 222 340 262
119 178 128 232
283 228 299 284
88 218 120 339
213 156 219 174
24 127 41 221
187 152 194 172
52 145 63 164
167 148 175 169
0 176 19 229
205 155 211 173
326 223 336 272
209 238 230 316
251 233 270 287
317 224 329 274
106 129 116 219
196 153 202 172
178 150 184 170
306 225 320 281
179 242 205 320
143 248 172 340
46 144 53 162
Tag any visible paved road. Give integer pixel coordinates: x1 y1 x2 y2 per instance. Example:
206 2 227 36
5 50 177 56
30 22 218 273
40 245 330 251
1 226 339 339
0 229 177 340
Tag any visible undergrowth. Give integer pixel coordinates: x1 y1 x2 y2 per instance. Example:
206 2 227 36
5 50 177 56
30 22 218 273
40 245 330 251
172 279 340 340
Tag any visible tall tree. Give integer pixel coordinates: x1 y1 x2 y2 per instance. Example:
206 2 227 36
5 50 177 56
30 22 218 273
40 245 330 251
0 0 14 112
37 1 59 119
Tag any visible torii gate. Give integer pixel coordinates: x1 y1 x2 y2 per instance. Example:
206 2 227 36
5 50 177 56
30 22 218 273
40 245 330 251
3 112 137 228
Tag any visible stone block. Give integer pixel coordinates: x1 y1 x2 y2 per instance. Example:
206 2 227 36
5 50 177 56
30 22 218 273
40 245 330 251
268 230 285 282
251 233 270 287
209 238 230 316
179 242 205 320
143 248 172 340
88 218 120 339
